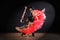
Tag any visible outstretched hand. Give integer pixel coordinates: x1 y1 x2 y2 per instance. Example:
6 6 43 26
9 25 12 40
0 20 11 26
20 6 27 23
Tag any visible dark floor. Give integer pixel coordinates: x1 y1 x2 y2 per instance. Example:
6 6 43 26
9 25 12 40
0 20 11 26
0 33 60 40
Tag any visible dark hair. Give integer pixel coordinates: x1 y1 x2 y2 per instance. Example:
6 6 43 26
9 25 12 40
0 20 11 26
28 6 35 10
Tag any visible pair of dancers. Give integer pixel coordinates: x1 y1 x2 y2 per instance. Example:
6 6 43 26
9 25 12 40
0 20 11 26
16 6 46 37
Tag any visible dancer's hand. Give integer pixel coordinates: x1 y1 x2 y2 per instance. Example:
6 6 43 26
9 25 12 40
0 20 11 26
25 6 27 9
20 19 23 23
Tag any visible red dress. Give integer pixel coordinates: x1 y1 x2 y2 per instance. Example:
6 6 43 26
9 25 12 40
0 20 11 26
19 10 46 35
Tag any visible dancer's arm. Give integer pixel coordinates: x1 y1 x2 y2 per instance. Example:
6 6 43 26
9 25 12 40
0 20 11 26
20 6 27 22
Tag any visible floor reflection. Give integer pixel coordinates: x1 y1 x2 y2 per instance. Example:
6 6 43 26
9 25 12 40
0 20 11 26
0 33 60 40
0 33 45 40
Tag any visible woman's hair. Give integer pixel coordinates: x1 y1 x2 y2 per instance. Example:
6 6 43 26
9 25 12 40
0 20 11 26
28 6 35 10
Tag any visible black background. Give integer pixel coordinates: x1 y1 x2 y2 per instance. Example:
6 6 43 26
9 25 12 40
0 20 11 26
0 0 60 33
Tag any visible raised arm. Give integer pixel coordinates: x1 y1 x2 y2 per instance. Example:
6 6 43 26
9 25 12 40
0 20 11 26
20 6 27 22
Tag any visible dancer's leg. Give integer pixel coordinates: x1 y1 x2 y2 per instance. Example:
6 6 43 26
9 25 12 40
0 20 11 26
16 27 22 32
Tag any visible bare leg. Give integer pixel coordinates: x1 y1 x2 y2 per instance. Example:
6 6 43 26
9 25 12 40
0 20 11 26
16 27 22 32
16 26 28 32
16 27 26 36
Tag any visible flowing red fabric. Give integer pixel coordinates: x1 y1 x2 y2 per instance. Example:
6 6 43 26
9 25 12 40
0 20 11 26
19 10 46 35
